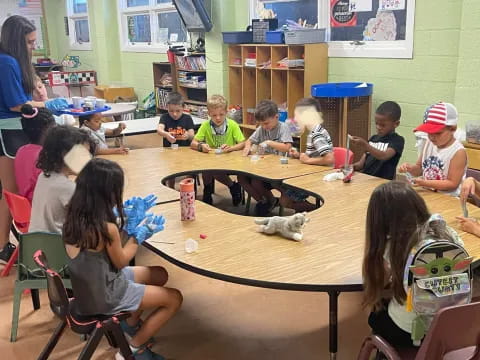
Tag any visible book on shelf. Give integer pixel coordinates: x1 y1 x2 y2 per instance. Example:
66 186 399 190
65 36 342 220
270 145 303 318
155 87 172 110
175 55 206 71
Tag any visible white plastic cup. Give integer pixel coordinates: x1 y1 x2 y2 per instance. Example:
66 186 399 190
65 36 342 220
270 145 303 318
96 98 106 108
72 97 83 109
171 144 179 150
85 96 97 108
185 238 198 253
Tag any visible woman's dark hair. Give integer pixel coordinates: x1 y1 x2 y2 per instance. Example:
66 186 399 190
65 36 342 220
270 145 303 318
0 15 36 94
63 158 125 250
20 104 55 144
295 98 322 113
363 182 429 311
37 126 95 176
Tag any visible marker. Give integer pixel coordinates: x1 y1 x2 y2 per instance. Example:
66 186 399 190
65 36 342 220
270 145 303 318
462 201 469 218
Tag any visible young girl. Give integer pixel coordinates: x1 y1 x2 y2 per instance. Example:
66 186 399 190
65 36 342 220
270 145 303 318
29 126 95 233
63 158 182 360
14 104 55 202
80 113 128 155
363 181 462 348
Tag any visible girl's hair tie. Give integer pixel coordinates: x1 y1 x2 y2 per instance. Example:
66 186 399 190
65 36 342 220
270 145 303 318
22 107 38 118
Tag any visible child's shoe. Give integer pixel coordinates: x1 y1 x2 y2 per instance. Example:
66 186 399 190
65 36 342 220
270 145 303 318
229 181 242 206
120 320 155 346
115 344 165 360
202 183 214 205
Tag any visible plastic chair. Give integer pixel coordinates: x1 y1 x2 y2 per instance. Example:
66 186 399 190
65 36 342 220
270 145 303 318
333 147 354 169
357 302 480 360
10 232 72 342
1 190 31 277
33 250 133 360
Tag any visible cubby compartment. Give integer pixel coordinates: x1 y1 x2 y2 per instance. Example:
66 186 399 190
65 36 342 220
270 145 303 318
287 70 305 118
256 45 271 69
271 69 288 106
229 67 242 106
256 69 272 103
228 45 242 66
242 46 257 68
271 46 288 69
242 67 257 125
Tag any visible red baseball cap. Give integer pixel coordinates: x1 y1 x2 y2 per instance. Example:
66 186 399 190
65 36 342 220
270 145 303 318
414 102 458 134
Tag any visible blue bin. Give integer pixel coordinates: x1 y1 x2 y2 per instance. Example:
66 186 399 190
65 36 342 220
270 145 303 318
278 110 288 122
311 82 373 98
266 31 284 44
222 31 253 44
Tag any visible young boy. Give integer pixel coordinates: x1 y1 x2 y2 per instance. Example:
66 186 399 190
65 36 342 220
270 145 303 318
240 100 293 216
157 92 194 148
190 95 245 206
80 113 127 155
399 102 467 197
351 101 404 180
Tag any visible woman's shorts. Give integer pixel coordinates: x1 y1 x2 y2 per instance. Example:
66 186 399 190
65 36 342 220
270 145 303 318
0 129 28 158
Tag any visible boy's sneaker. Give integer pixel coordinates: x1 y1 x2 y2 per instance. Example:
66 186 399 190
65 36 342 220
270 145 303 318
115 344 165 360
0 242 16 264
202 183 214 205
229 182 242 206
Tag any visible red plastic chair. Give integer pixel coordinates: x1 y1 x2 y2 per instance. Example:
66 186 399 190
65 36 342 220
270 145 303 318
333 147 354 169
357 302 480 360
1 190 31 277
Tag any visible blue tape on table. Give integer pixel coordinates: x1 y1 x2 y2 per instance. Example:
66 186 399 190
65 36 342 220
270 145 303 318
59 105 111 116
311 82 373 98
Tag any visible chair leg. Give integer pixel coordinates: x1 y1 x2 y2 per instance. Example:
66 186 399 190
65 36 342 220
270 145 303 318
10 284 23 342
37 320 67 360
78 327 104 360
1 246 19 277
107 323 133 359
244 194 252 215
279 205 284 216
31 289 41 310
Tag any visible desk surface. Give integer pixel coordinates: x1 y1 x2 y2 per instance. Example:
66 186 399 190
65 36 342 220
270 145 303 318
144 172 480 291
102 116 206 135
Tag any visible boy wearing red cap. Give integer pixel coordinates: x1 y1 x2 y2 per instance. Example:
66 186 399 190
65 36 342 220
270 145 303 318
399 102 467 197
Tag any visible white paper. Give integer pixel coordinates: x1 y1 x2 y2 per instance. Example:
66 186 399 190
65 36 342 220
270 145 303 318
157 28 168 43
379 0 405 11
349 0 372 12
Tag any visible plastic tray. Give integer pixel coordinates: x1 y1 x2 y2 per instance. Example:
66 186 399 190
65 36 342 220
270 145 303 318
222 31 253 44
311 82 373 98
59 105 111 116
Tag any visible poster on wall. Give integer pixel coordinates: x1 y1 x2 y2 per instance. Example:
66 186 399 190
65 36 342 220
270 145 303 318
330 0 357 27
379 0 405 11
349 0 373 12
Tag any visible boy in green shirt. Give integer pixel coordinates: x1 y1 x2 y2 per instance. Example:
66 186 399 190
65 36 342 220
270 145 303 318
190 95 245 205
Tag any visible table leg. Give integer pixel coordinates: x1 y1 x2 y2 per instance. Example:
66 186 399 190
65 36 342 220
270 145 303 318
328 290 340 360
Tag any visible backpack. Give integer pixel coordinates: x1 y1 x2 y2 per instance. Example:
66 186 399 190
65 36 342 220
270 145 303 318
406 240 473 345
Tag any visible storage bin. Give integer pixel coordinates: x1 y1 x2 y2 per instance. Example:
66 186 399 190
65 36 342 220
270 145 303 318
284 29 326 44
252 19 278 43
94 86 135 103
278 110 288 122
222 31 253 44
266 31 284 44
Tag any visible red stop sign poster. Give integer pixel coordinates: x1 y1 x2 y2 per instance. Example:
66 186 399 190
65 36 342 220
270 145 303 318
330 0 357 27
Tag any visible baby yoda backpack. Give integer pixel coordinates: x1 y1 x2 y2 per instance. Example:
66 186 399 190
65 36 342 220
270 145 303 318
406 240 473 345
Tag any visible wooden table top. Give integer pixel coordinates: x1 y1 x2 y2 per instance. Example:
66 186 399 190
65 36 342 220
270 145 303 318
102 147 330 203
145 172 480 291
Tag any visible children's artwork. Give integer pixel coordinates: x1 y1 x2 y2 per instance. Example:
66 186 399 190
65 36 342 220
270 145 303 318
330 0 357 27
255 212 309 241
349 0 372 12
379 0 405 11
363 10 397 41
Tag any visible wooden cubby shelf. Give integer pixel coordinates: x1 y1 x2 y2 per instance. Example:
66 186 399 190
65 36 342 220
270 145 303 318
227 43 328 149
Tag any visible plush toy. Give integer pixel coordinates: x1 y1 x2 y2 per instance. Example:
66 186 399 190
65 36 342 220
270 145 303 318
254 212 309 241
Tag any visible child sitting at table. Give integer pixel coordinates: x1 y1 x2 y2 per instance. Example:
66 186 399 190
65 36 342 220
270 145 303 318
190 95 245 206
157 92 194 148
63 158 182 360
281 98 334 212
363 181 463 348
456 177 480 235
29 126 95 233
14 104 55 202
350 101 404 180
399 102 467 197
80 113 128 155
240 100 293 216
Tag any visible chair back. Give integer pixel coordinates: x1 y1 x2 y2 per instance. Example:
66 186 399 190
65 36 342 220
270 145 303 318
415 302 480 359
33 250 70 319
2 190 31 233
18 232 68 281
333 147 354 169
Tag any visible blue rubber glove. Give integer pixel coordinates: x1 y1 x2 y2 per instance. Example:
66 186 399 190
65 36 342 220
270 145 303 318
45 98 69 113
133 215 166 244
123 195 158 235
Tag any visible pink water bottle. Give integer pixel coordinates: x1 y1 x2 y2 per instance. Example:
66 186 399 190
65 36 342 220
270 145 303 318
180 178 195 221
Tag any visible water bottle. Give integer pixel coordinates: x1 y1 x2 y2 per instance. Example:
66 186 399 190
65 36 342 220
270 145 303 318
180 178 195 221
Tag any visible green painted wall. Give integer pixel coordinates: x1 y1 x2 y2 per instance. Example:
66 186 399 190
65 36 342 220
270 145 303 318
44 0 480 163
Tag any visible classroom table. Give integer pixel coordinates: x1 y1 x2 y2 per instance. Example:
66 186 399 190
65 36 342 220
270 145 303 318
142 170 480 359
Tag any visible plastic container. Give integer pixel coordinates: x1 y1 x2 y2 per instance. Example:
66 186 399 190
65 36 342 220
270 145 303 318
252 19 278 43
180 178 195 221
278 110 288 122
266 31 284 44
222 31 253 44
284 28 326 44
311 82 373 98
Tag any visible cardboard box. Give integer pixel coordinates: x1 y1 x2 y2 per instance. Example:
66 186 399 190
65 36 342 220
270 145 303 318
94 85 135 102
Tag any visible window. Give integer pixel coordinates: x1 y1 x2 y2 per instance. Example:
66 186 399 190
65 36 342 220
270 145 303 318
66 0 91 50
118 0 188 52
250 0 416 59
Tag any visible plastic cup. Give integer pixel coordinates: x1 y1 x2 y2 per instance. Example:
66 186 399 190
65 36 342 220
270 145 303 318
96 98 106 108
171 144 179 150
72 97 83 109
185 238 199 253
85 96 97 108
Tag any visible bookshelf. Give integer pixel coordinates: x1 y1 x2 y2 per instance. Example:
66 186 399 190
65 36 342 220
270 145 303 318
153 62 175 113
228 43 328 151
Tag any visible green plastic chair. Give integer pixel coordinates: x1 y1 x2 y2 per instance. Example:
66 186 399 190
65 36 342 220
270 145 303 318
10 232 71 342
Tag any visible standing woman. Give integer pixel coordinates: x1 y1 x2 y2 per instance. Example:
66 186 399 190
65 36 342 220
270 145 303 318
0 15 68 263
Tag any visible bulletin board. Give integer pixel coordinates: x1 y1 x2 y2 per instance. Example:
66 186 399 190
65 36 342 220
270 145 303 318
0 0 48 56
330 0 407 41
